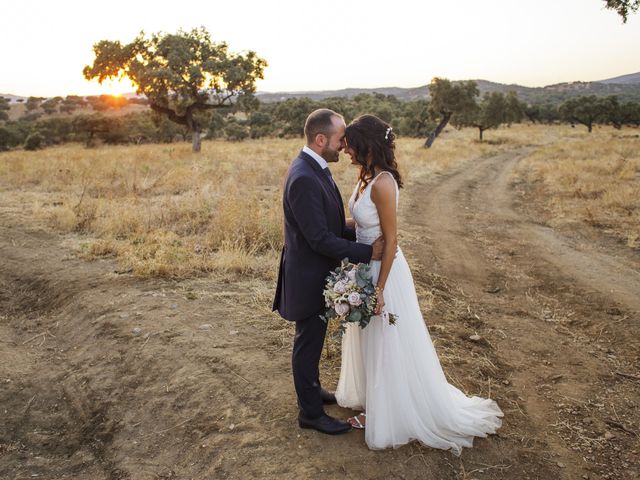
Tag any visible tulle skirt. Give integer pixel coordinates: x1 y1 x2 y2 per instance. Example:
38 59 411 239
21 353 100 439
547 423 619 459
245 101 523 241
335 248 504 454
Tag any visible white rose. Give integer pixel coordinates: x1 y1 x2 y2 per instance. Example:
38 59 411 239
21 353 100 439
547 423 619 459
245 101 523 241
334 302 350 316
348 292 362 306
333 280 347 294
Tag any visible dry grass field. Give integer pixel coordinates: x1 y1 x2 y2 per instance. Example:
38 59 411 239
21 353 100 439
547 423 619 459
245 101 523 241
0 128 518 279
514 127 640 249
1 124 639 480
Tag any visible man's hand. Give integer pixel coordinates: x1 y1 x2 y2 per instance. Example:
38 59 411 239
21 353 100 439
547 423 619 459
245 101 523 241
370 236 385 261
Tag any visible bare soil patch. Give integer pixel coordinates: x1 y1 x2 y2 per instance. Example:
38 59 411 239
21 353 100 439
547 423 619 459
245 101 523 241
1 139 638 479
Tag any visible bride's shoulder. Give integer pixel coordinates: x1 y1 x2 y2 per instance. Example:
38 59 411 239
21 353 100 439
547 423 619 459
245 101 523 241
372 171 397 189
370 172 397 201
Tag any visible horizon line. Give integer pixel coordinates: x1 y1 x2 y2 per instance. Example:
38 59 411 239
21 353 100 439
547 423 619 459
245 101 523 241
2 71 639 99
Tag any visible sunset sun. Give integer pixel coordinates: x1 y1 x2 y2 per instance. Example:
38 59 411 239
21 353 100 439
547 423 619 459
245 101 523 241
93 76 136 97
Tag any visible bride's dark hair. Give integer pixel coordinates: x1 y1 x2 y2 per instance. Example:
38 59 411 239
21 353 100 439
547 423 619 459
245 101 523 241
345 114 403 191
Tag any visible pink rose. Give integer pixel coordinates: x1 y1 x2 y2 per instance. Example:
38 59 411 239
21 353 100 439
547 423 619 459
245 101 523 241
334 302 350 316
333 280 347 294
348 292 362 306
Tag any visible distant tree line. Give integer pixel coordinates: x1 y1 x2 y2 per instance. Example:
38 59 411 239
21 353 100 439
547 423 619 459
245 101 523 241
2 86 640 152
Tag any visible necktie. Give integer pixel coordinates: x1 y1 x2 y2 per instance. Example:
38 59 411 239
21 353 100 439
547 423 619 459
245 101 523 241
324 167 336 189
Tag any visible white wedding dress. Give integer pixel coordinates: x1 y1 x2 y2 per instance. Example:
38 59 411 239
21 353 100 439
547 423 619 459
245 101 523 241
335 171 503 454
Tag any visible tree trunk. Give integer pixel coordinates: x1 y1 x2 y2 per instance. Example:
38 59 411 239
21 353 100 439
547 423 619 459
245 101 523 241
424 112 452 148
587 123 593 133
479 127 484 142
192 127 202 152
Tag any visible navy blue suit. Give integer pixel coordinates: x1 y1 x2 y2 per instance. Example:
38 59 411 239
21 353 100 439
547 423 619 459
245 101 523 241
273 150 372 419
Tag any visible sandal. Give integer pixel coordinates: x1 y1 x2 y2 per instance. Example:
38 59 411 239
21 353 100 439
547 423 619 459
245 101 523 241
347 413 366 430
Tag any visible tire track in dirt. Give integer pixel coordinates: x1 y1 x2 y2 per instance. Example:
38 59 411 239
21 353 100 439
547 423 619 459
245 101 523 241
489 150 640 313
0 220 506 479
405 146 640 479
2 150 638 479
417 148 640 311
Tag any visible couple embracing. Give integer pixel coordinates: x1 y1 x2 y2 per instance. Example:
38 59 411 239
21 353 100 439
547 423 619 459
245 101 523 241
272 109 503 454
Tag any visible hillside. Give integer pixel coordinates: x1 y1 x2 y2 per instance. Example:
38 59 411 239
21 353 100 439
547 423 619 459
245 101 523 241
256 78 640 104
598 71 640 84
4 72 640 113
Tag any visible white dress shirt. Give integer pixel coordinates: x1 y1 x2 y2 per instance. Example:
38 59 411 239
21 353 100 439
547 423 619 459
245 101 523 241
302 145 328 170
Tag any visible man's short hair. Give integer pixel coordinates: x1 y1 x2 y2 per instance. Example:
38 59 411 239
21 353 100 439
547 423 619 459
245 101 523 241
304 108 343 145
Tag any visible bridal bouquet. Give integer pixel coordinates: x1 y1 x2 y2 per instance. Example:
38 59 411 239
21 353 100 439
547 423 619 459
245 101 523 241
321 258 398 331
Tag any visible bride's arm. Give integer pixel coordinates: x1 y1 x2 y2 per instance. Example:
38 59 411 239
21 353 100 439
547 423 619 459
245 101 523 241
370 174 398 315
345 218 356 229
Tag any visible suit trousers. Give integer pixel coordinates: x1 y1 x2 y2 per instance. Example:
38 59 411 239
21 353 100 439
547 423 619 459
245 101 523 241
292 312 328 419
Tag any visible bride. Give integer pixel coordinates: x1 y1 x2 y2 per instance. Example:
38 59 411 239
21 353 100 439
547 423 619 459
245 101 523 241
335 114 504 454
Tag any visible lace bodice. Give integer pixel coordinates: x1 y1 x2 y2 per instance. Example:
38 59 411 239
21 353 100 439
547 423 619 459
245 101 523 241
348 171 399 245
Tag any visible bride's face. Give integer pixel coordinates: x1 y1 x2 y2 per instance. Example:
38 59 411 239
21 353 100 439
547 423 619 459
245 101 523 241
344 144 358 166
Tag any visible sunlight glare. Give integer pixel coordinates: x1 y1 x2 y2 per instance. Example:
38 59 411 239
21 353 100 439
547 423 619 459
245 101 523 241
92 76 137 97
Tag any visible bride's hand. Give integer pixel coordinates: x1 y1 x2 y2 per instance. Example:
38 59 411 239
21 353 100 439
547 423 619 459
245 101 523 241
374 290 385 315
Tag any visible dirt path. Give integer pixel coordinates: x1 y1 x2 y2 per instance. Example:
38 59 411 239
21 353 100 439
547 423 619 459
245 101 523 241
1 145 639 479
403 147 640 480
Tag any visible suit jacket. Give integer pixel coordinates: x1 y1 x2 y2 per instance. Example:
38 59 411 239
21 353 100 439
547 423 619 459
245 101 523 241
272 150 373 321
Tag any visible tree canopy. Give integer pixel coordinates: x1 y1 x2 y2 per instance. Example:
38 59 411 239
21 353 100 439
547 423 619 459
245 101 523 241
468 92 507 141
83 27 267 152
604 0 640 22
425 78 478 147
559 95 608 132
0 97 10 121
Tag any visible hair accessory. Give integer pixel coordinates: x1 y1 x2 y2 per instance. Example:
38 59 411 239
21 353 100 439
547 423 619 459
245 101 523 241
384 127 392 140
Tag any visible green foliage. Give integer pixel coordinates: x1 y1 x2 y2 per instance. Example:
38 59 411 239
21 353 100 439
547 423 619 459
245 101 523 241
25 96 44 112
274 98 318 137
208 112 227 138
0 97 11 121
0 127 20 151
321 97 357 123
396 99 430 137
60 95 87 114
504 91 525 125
5 85 639 153
559 95 609 132
429 78 479 129
83 27 267 152
21 112 42 122
247 111 275 139
24 132 45 150
224 119 250 141
86 95 129 112
465 92 508 141
351 93 400 123
424 78 479 146
41 97 61 115
72 114 130 146
604 0 640 22
620 101 640 126
524 103 561 124
32 117 75 144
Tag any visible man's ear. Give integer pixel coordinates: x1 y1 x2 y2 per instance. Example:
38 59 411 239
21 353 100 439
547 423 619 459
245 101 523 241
315 133 326 148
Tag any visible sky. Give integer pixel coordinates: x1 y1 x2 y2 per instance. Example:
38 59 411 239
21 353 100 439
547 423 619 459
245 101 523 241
1 0 638 97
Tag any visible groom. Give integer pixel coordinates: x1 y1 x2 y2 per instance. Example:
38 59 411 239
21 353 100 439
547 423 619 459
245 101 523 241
272 109 383 434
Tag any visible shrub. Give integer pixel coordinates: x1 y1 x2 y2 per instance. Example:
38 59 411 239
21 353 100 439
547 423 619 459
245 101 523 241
224 122 250 141
24 132 45 150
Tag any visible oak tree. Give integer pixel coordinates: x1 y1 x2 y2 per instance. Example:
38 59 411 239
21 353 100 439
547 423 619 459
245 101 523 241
83 27 267 152
424 78 478 147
